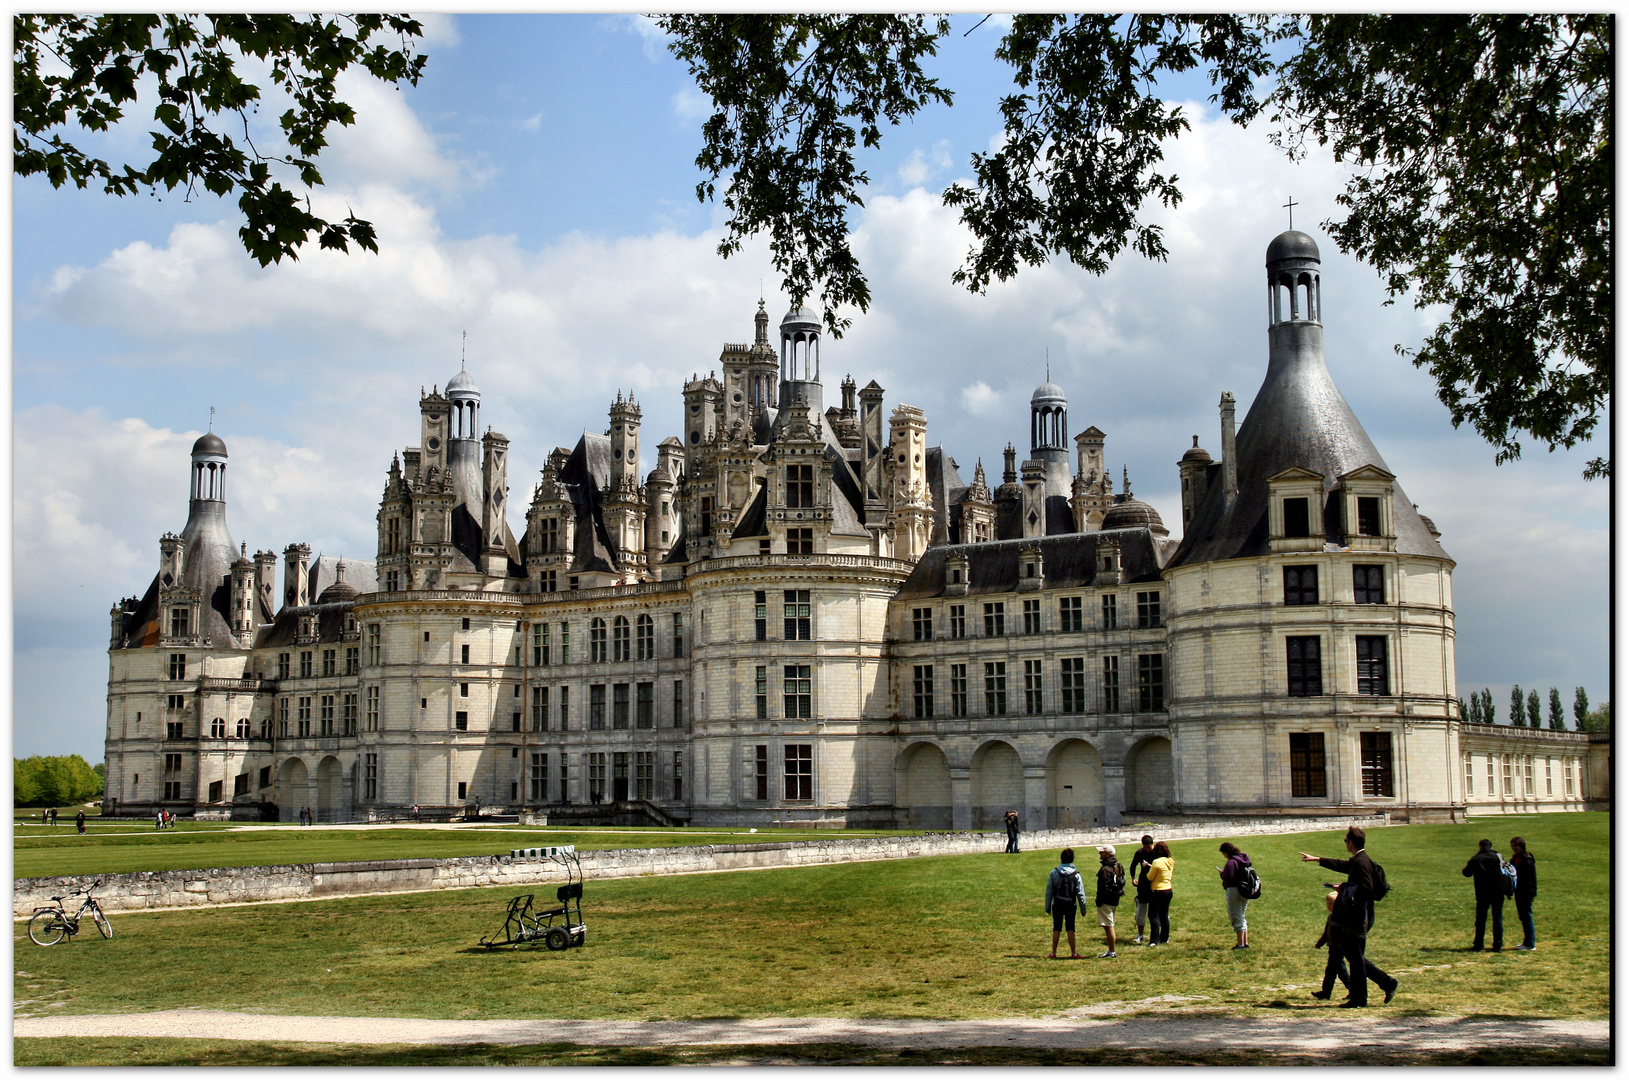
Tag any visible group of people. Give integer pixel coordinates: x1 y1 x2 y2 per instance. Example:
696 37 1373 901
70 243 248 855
153 809 176 829
297 807 318 826
1039 824 1540 1010
1462 836 1539 951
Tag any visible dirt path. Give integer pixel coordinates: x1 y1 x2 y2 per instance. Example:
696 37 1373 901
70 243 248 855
12 1008 1608 1052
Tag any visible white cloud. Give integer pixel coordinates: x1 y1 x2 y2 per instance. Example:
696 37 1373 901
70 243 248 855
519 112 543 132
672 85 711 125
960 381 1001 416
413 14 460 47
610 14 670 63
897 142 953 187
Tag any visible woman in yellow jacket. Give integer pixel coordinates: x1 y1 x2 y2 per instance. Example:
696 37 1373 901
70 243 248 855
1146 841 1175 945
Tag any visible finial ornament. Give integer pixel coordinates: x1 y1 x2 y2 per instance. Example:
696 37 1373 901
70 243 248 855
461 331 466 370
1283 195 1297 229
208 405 215 432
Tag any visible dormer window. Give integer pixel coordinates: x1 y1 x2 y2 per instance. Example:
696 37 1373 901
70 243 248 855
1356 497 1381 536
1266 467 1325 552
169 608 190 638
1336 465 1397 551
1283 498 1310 538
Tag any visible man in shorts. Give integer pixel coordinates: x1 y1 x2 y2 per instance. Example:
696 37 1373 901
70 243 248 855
1045 848 1088 959
1094 845 1125 958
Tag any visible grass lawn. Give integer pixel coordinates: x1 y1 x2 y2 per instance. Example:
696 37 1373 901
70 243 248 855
14 814 1606 1024
13 822 917 878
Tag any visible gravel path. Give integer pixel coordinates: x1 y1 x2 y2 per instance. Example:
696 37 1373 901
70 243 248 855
12 1009 1608 1052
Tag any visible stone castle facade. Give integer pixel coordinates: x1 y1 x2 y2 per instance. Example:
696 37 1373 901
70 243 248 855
103 231 1607 825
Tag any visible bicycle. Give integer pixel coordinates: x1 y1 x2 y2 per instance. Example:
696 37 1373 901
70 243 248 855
28 882 113 946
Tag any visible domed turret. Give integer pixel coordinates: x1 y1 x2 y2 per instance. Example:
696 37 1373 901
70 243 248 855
1102 496 1167 536
317 560 358 603
191 431 228 458
1266 229 1320 266
1031 380 1067 406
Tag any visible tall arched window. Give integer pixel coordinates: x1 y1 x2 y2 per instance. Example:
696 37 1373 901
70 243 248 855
236 718 251 738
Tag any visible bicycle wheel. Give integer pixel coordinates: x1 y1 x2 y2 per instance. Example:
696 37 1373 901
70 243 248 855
28 910 66 946
91 905 113 939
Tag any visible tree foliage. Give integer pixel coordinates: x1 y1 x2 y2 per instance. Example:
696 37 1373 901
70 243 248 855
1579 701 1610 733
1509 685 1524 725
14 755 104 807
1273 15 1611 480
1526 688 1542 729
14 14 427 266
1548 687 1566 730
662 14 1609 475
1574 686 1589 726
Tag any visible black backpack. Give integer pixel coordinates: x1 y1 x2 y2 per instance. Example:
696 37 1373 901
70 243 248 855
1055 866 1079 903
1101 862 1126 899
1236 865 1263 901
1371 860 1390 902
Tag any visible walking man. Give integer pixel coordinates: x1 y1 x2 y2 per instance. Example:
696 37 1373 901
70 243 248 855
1462 838 1506 951
1004 809 1020 853
75 810 86 834
1045 848 1088 959
1299 826 1397 1007
1094 845 1125 958
1128 834 1156 944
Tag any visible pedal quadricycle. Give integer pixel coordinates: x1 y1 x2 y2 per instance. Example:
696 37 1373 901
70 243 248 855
479 846 586 950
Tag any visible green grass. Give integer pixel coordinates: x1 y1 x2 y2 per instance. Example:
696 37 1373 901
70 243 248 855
10 1038 1611 1067
13 815 1607 1023
13 823 916 878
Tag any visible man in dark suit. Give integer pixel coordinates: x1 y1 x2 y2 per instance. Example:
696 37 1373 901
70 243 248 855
1462 838 1506 951
1300 825 1398 1007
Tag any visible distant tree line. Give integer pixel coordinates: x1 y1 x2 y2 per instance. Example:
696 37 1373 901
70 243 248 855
14 756 104 807
1458 686 1609 732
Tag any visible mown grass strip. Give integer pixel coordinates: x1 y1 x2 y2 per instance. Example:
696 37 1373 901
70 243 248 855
11 1038 1612 1067
12 816 1606 1024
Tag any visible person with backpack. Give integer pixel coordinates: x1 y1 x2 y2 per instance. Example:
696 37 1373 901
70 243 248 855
1093 845 1126 958
1146 841 1176 945
1509 836 1537 950
1462 838 1507 952
1127 834 1156 945
1299 826 1398 1007
1044 848 1088 959
1217 842 1255 949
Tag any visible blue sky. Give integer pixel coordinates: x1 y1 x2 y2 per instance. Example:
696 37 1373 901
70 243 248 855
12 15 1610 761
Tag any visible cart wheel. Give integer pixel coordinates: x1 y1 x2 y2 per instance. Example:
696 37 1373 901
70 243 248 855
571 932 586 947
544 928 570 951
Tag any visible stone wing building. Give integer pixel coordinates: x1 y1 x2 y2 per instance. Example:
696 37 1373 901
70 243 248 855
104 231 1607 824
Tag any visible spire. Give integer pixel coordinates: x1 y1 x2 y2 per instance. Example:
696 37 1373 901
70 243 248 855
1122 465 1130 496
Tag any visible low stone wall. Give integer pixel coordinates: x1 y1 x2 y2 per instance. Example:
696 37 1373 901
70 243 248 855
14 813 1387 918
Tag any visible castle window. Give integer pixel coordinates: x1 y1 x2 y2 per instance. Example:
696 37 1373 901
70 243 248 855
259 766 271 788
297 697 312 737
613 683 630 729
300 651 313 678
1501 755 1513 795
1022 599 1041 635
1464 754 1474 796
529 753 547 802
983 602 1005 637
1101 594 1117 630
164 752 183 773
787 527 814 555
1523 755 1534 795
984 662 1008 716
455 710 468 731
459 682 469 698
236 717 251 738
1136 591 1162 628
673 680 684 727
346 645 360 675
913 665 934 719
279 698 290 737
366 686 379 732
589 618 607 663
364 753 379 801
1355 637 1389 695
754 591 768 641
210 717 226 738
636 614 655 660
783 590 811 641
636 682 654 729
589 685 606 730
950 664 968 717
1286 636 1323 697
169 608 190 638
323 649 337 677
277 653 290 680
1059 596 1083 634
163 780 182 801
558 686 570 729
458 782 467 800
462 618 471 631
753 746 769 801
759 538 771 554
784 745 813 800
755 666 769 719
949 605 966 639
234 773 249 796
569 576 579 591
320 695 335 736
1101 656 1120 713
1060 658 1086 714
1136 654 1165 712
613 616 630 662
1283 497 1311 538
1024 660 1043 714
1283 566 1319 606
385 570 400 592
534 623 549 666
541 570 557 592
672 751 683 801
539 518 558 554
459 644 469 665
1564 759 1574 796
531 686 548 731
700 497 713 535
783 665 812 718
1545 757 1553 795
558 622 570 663
1356 497 1382 536
169 653 187 681
1289 733 1328 797
167 720 184 739
207 779 223 802
1360 732 1394 797
912 608 933 641
672 613 684 658
168 694 186 710
786 464 815 508
387 517 401 554
1353 565 1385 604
588 752 607 801
636 751 655 801
342 693 357 735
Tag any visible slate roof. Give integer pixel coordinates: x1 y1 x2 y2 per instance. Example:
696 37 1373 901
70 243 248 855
895 529 1167 601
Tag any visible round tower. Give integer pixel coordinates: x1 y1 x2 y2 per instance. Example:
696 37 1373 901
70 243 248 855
779 306 823 416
